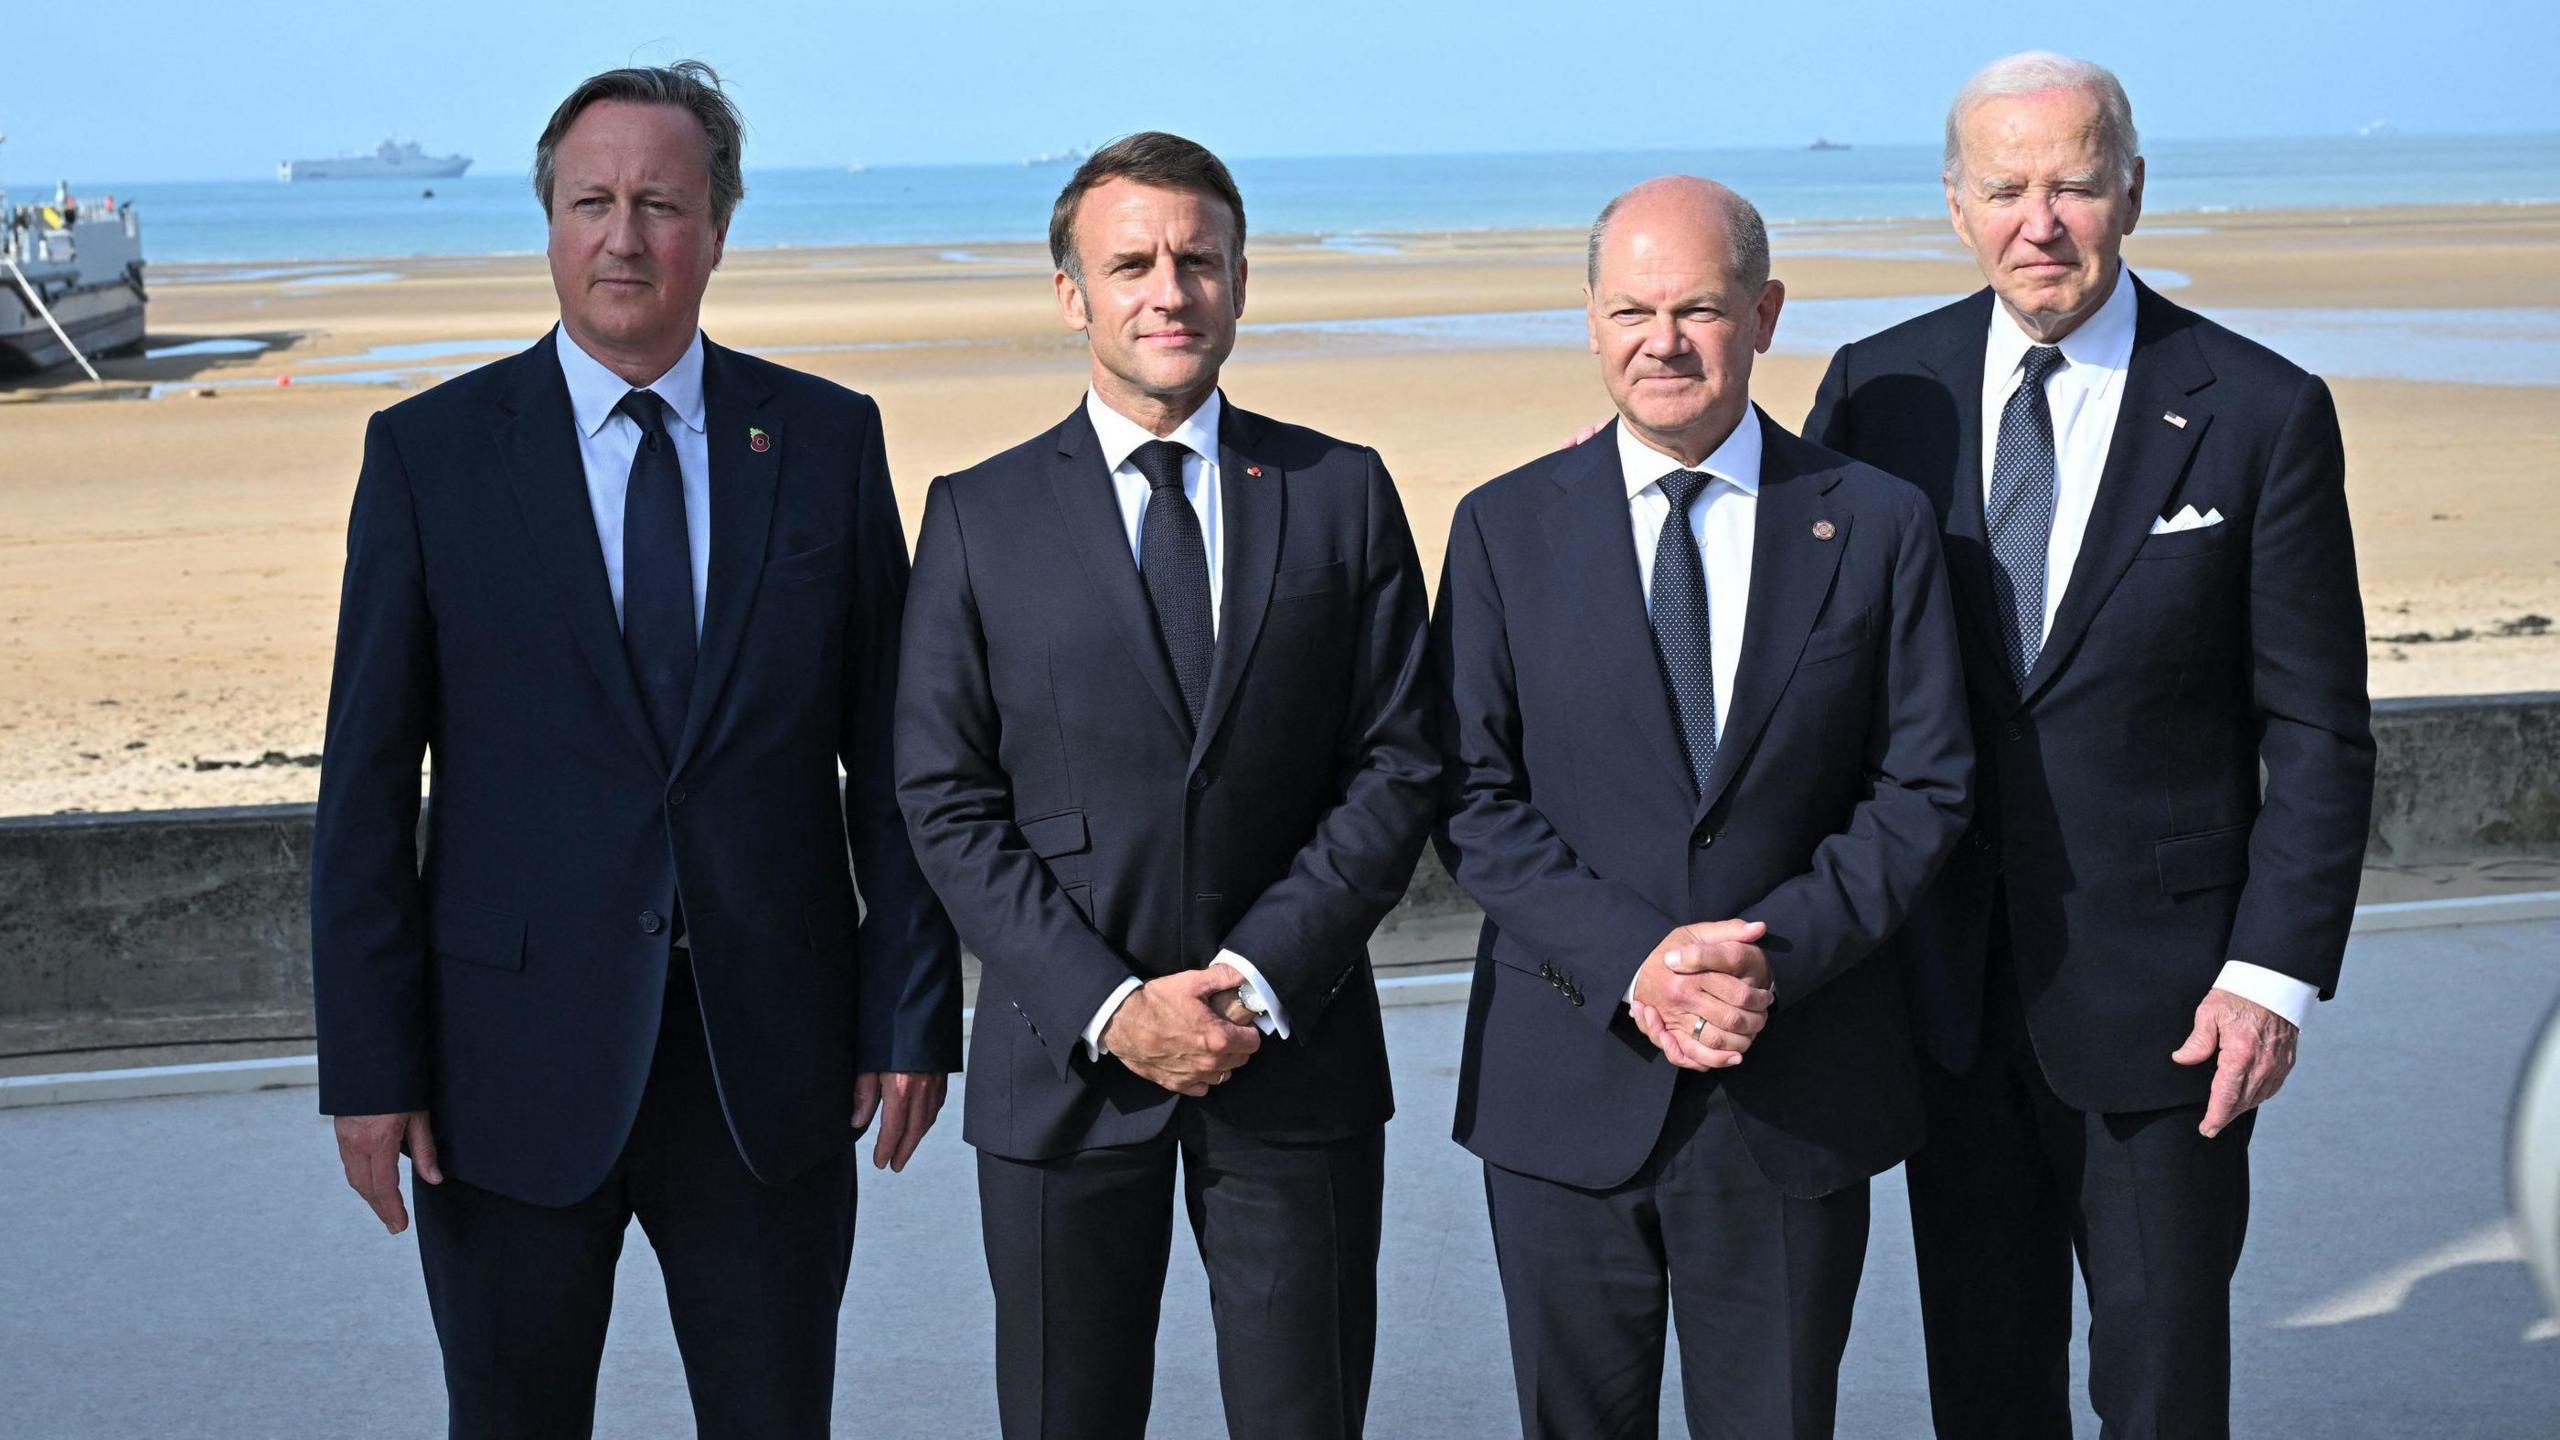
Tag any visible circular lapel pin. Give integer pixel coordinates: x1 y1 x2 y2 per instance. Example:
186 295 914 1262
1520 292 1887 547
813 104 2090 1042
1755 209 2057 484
1245 465 1263 477
1812 520 1836 540
748 426 771 453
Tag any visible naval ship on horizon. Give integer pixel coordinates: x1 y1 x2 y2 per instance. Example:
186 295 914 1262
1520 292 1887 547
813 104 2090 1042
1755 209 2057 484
279 138 471 182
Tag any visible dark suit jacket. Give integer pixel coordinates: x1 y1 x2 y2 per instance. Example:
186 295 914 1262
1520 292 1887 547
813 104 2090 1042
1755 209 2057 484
1431 410 1974 1197
895 401 1438 1162
311 332 962 1207
1806 277 2374 1115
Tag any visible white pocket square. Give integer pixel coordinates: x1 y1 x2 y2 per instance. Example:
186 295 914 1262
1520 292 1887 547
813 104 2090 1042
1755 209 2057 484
2151 504 2224 535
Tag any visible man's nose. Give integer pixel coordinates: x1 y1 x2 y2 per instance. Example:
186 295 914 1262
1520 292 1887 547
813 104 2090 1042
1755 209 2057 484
2019 193 2065 245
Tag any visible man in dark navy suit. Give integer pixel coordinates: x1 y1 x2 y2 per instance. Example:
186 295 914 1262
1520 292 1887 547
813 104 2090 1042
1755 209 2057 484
1804 52 2373 1440
1432 176 1974 1439
896 133 1437 1440
311 63 960 1438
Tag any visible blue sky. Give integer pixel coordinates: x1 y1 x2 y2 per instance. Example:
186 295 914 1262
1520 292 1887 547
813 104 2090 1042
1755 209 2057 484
10 1 2557 181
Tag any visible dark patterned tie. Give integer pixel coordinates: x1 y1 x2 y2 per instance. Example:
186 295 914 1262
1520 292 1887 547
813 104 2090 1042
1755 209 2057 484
1988 344 2065 686
1649 469 1718 796
616 388 694 763
1132 439 1212 728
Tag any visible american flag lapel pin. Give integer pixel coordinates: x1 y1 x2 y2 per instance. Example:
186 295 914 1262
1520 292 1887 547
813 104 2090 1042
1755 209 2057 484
2162 411 2188 429
1245 465 1263 477
748 426 772 452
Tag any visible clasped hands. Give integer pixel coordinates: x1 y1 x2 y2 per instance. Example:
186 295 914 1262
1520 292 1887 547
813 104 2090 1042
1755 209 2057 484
1626 919 1775 1070
1101 962 1264 1096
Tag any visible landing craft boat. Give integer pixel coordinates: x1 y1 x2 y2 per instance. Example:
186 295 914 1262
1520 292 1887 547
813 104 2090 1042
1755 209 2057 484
1 144 148 376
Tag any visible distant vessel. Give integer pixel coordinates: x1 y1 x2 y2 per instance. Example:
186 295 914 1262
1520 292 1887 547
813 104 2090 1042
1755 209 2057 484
1 144 148 376
279 139 471 182
1808 137 1851 152
2358 118 2396 138
1024 146 1089 167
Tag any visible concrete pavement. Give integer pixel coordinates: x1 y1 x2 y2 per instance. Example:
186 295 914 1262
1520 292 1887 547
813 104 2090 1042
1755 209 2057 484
4 918 2557 1437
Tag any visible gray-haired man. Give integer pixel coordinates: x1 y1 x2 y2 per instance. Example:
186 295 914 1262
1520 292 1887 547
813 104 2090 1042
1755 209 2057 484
1807 51 2371 1438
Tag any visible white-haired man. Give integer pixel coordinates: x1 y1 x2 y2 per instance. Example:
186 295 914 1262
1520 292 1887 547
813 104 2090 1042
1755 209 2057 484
1806 52 2372 1438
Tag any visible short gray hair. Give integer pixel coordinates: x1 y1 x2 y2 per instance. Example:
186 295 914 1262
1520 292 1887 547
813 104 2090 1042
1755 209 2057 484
534 61 747 229
1943 51 2140 188
1586 178 1771 295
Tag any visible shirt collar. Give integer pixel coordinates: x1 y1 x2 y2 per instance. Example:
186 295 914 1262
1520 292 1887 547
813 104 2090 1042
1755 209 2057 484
1617 409 1764 502
557 325 708 440
1985 262 2138 386
1084 388 1224 475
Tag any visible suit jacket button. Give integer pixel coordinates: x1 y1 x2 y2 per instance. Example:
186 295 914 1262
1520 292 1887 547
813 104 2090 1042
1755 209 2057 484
1188 771 1211 792
1568 988 1586 1007
668 783 688 806
2003 720 2025 742
1692 828 1716 850
639 910 664 935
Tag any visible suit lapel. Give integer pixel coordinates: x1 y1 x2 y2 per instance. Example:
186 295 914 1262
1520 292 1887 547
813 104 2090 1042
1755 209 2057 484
1542 421 1692 797
1190 406 1285 772
672 340 783 772
2017 281 2215 707
1695 414 1847 821
1917 291 2015 707
1048 407 1194 738
492 331 665 770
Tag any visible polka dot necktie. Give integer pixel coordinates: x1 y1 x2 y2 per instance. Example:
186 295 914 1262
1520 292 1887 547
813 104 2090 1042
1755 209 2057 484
1649 469 1718 796
1989 344 2065 686
1132 439 1212 729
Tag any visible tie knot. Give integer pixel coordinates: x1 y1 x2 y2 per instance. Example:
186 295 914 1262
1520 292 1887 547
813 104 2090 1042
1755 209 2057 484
616 389 670 440
1130 439 1192 494
2019 345 2065 385
1656 469 1711 515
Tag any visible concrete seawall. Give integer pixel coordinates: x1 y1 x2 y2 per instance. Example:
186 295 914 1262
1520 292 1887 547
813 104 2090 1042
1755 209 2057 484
4 692 2553 1053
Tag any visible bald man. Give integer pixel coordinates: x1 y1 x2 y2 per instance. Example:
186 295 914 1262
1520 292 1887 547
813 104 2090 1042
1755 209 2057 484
1429 178 1973 1438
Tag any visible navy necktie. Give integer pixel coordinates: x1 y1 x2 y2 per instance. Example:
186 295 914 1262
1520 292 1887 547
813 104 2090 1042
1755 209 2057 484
1988 344 2065 686
1649 469 1719 796
617 388 695 763
1133 439 1213 729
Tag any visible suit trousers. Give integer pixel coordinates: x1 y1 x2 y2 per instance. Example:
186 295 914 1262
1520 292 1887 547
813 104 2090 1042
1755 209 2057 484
1483 1075 1871 1440
976 1101 1385 1440
1904 942 2255 1440
412 959 861 1439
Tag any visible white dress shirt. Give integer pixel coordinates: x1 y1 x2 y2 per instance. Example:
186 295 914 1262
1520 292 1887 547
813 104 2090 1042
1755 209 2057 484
1978 270 2316 1030
1075 388 1289 1059
1619 411 1762 739
1979 263 2134 646
556 326 711 634
1616 413 1762 1004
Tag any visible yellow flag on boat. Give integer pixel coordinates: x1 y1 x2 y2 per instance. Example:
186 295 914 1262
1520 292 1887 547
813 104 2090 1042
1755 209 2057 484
39 205 64 228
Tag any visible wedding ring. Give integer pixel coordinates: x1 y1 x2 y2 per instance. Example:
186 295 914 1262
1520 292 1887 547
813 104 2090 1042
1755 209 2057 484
1690 1015 1708 1039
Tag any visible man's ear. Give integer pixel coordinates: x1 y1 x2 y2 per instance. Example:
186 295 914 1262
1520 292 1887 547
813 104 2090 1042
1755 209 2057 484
1055 268 1089 332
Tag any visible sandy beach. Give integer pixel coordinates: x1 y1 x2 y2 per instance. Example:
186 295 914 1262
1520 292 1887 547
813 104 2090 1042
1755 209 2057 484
3 204 2555 816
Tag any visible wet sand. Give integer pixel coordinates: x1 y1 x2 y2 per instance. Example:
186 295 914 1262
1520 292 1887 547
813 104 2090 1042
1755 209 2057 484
3 204 2555 815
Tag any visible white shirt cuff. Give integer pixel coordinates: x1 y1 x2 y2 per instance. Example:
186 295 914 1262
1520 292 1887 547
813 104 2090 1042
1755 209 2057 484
1082 977 1145 1061
2213 960 2317 1030
1219 950 1290 1039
